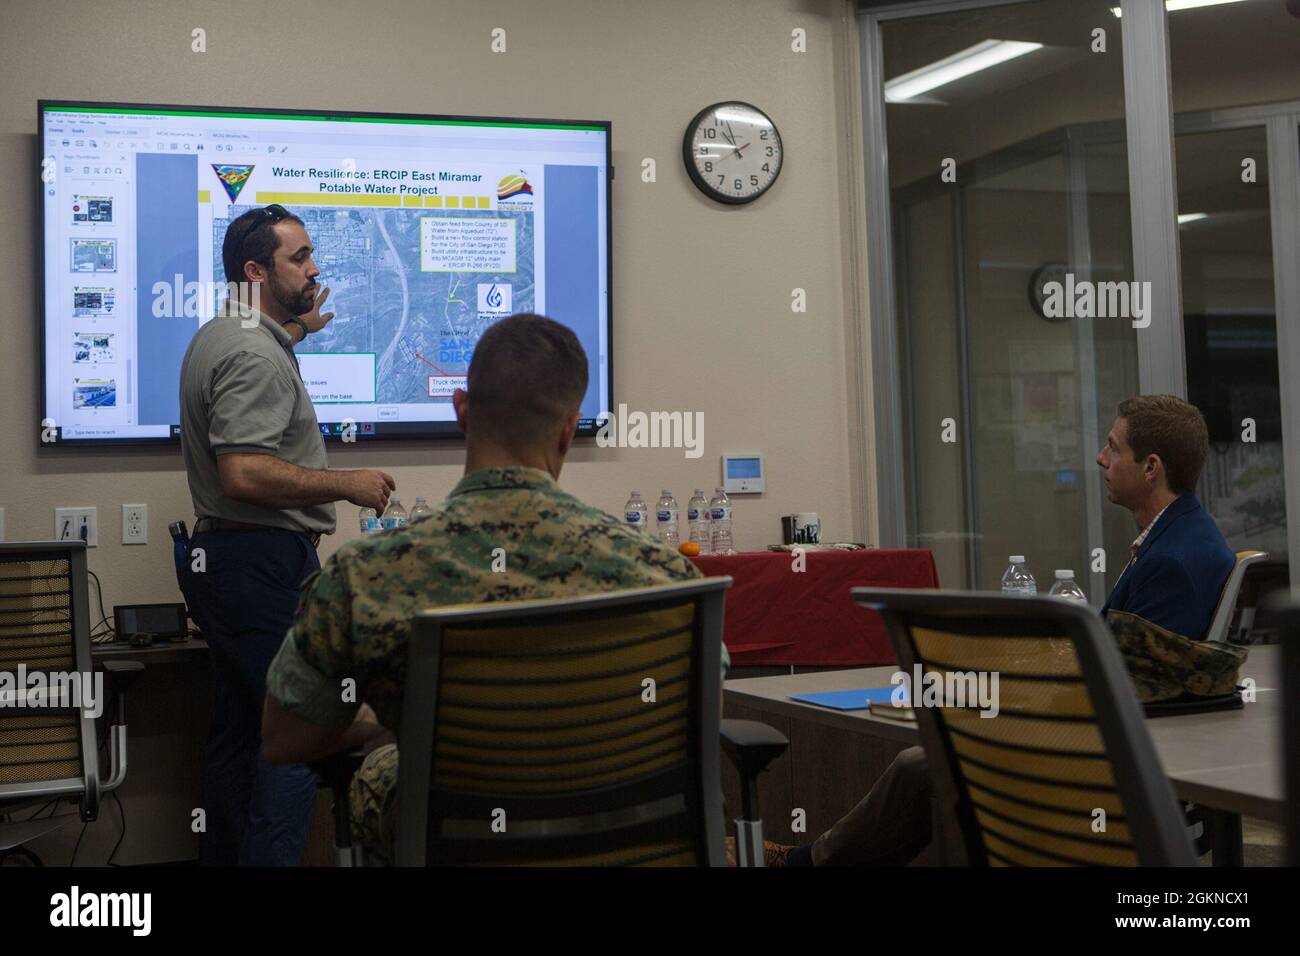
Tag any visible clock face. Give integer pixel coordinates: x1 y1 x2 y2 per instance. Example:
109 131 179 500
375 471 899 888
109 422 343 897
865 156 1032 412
683 101 783 204
1029 262 1071 321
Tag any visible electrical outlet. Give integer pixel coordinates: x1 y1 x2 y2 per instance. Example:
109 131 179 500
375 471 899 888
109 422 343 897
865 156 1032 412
54 507 97 547
122 503 148 545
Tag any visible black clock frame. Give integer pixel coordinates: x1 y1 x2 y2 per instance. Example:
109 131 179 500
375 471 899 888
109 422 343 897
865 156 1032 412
1028 261 1072 322
681 100 783 205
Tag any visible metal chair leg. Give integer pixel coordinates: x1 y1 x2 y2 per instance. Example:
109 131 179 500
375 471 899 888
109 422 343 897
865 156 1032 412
1206 809 1244 867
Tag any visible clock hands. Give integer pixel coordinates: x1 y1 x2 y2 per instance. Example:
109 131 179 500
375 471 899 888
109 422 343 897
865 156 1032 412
687 103 779 202
723 122 741 159
718 122 750 161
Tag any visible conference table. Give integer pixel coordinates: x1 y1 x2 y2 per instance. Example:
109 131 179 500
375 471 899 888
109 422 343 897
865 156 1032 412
724 644 1282 865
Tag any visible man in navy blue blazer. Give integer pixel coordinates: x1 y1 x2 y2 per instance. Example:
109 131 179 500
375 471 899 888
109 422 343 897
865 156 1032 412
781 395 1236 867
1097 395 1235 640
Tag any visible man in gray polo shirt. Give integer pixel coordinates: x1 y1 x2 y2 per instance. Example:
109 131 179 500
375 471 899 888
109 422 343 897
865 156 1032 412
179 204 395 866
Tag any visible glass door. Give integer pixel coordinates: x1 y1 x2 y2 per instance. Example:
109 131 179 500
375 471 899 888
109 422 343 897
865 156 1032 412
894 126 1140 598
875 0 1300 595
884 0 1141 597
1174 124 1287 558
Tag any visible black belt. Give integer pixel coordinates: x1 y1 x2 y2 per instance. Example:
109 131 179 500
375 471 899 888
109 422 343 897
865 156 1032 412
194 516 321 548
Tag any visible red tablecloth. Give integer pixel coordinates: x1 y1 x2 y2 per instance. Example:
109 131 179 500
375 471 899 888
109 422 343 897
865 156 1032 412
689 549 939 666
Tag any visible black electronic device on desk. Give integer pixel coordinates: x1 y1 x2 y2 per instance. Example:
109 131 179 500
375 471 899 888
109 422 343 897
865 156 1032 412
113 602 189 647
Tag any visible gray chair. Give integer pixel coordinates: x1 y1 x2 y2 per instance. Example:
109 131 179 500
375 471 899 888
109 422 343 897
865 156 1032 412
395 577 787 866
851 588 1197 866
0 542 139 864
1205 551 1267 643
1173 553 1266 863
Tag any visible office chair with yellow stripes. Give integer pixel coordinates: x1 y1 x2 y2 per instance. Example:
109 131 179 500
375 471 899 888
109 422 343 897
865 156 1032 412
0 542 141 864
395 577 787 866
851 588 1197 867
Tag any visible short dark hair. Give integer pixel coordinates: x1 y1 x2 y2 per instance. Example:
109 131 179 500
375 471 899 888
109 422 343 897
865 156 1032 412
1117 395 1210 495
466 314 588 447
221 204 304 284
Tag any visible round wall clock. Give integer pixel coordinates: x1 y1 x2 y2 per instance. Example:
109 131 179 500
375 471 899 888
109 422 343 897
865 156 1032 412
682 101 783 204
1029 261 1071 321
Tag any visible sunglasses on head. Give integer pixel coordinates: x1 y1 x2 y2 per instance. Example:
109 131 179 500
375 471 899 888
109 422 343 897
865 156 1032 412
231 204 295 277
234 203 292 248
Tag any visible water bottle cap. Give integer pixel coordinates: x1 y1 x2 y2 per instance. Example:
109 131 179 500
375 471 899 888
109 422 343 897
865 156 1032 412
630 491 641 497
661 489 672 497
1009 555 1025 564
715 486 725 493
415 497 427 504
1055 570 1075 579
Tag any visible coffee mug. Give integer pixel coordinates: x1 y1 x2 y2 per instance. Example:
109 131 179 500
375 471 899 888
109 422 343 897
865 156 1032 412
781 513 821 545
793 513 821 544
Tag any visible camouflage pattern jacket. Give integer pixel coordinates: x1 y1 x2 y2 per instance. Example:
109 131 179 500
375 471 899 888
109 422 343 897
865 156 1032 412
266 466 718 732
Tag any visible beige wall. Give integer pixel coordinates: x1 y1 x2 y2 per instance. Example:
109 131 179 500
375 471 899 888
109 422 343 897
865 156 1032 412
0 0 874 619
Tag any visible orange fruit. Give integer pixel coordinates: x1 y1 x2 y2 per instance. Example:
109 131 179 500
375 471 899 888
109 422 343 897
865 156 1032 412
679 542 701 557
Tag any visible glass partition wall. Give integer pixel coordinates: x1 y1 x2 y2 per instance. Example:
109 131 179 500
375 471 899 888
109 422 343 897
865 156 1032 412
862 0 1300 600
1165 0 1300 569
882 0 1140 598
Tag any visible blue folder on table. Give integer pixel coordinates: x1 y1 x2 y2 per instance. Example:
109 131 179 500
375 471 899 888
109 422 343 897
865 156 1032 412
791 687 903 711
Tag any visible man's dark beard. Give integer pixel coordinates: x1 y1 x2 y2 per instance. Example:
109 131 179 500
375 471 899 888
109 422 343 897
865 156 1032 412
265 269 314 317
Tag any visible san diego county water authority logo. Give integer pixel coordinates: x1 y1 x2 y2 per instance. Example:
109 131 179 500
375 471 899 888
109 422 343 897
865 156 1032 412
477 282 512 320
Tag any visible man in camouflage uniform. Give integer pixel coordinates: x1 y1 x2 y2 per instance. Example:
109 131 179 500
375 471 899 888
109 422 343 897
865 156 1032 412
261 314 721 865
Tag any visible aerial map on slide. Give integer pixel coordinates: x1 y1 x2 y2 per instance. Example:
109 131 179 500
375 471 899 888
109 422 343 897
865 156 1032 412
214 202 534 404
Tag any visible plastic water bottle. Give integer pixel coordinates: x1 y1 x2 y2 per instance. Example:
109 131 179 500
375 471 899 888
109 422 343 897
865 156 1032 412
687 489 711 554
624 491 648 532
1048 570 1087 602
1000 555 1036 596
410 496 432 521
359 507 380 535
655 490 680 548
381 497 409 531
709 487 735 555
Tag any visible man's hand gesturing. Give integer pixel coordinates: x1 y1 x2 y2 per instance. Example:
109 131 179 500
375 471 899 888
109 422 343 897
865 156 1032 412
300 285 335 334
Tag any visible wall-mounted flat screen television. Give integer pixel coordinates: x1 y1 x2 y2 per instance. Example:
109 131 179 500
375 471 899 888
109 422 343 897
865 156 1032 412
40 100 611 443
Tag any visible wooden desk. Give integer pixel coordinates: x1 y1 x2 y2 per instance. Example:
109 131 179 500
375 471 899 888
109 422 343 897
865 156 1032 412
92 635 209 666
724 646 1282 860
24 638 212 865
88 634 334 866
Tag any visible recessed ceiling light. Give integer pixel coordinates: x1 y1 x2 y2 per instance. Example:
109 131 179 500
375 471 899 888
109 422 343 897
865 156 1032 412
1112 0 1249 18
884 39 1043 103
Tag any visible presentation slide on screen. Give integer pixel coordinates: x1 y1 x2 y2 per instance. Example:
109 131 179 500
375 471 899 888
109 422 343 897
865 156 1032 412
42 105 610 441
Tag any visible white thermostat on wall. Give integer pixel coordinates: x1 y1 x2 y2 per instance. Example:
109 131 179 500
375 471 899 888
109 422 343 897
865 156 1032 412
722 454 765 494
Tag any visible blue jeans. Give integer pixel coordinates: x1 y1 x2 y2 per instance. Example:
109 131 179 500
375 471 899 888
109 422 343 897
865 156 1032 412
179 528 321 866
